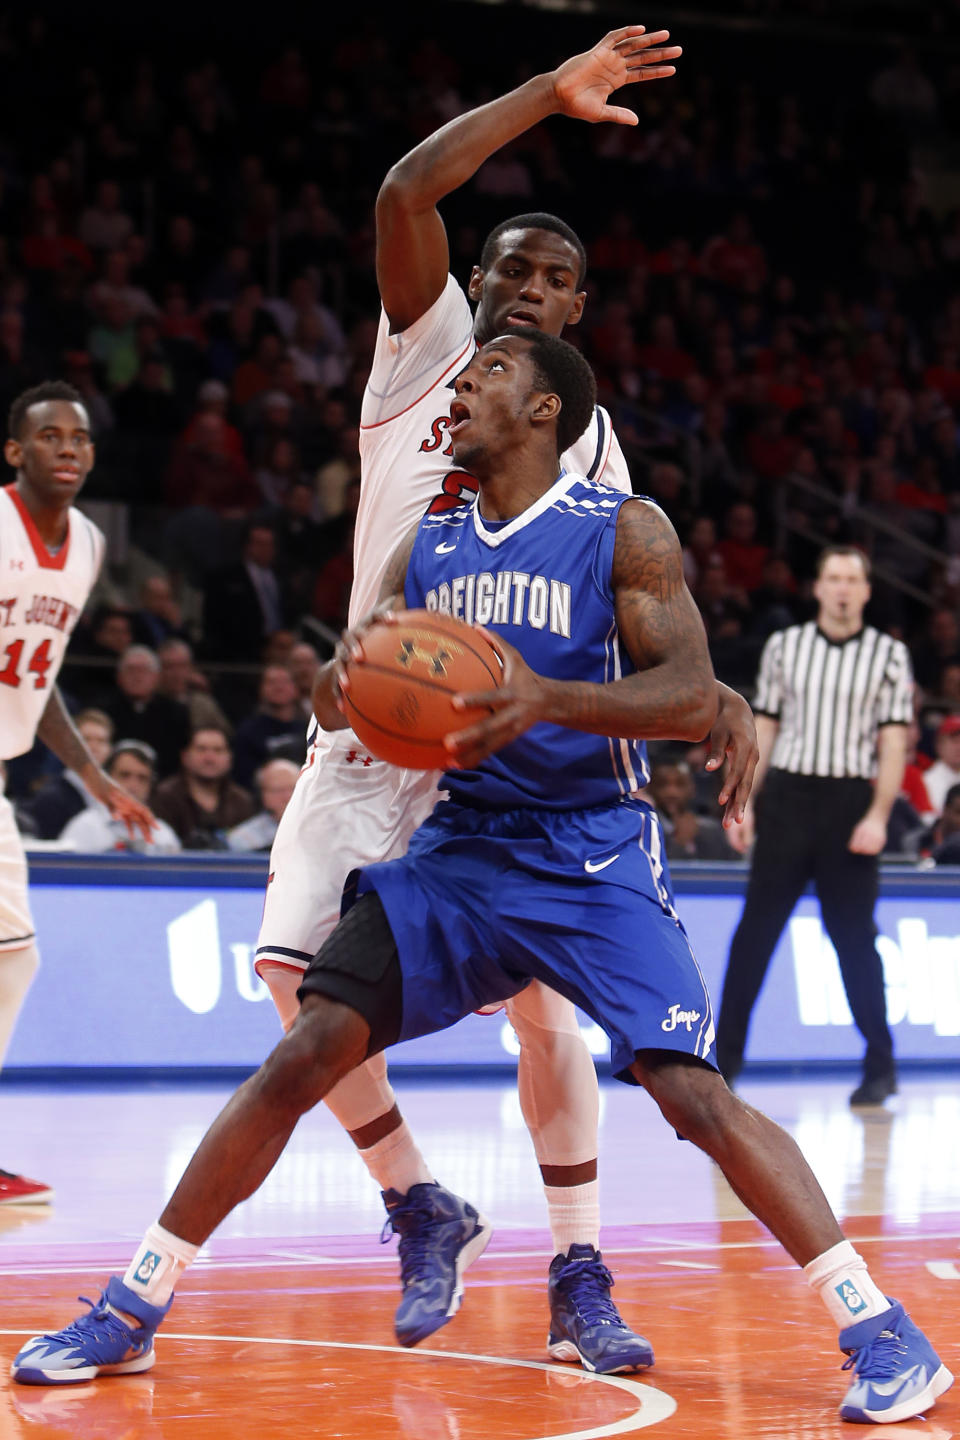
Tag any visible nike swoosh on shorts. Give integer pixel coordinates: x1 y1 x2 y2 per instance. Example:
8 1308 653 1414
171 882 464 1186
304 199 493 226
584 854 620 873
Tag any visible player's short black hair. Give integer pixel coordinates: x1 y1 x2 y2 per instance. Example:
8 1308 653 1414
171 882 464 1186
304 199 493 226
8 381 87 440
480 213 587 289
514 329 597 455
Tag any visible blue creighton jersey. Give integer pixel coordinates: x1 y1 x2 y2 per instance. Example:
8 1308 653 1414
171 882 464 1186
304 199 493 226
404 471 650 811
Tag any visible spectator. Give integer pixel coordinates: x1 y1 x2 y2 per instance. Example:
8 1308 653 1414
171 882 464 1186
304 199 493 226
131 575 190 651
226 757 300 852
60 742 181 854
78 180 134 253
900 718 936 824
87 295 138 390
232 332 284 409
312 511 355 634
911 607 960 692
923 715 960 813
102 645 192 779
930 783 960 865
255 437 308 511
61 350 115 437
748 556 802 637
272 479 326 611
700 212 768 292
178 379 246 464
682 515 722 592
231 664 307 789
87 248 158 324
153 727 255 849
288 641 320 718
870 45 938 130
717 502 769 594
165 410 257 516
203 522 290 662
156 639 232 735
314 425 360 520
647 757 737 861
113 355 181 485
16 709 114 840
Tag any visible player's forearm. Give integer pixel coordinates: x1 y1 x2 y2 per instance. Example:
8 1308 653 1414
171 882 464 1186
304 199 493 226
869 725 908 822
35 685 104 783
535 659 718 743
378 74 557 215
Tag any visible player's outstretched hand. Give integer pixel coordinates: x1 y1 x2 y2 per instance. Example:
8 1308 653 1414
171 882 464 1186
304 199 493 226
704 684 759 828
444 631 544 769
552 25 681 127
93 775 157 843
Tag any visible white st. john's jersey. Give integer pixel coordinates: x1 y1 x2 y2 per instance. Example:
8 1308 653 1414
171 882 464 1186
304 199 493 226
0 485 104 760
355 273 630 626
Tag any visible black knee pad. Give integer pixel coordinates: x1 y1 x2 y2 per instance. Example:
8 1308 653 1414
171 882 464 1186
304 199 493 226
297 892 403 1057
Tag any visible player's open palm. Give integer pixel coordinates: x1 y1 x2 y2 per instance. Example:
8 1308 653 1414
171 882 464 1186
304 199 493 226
552 25 681 126
445 633 546 769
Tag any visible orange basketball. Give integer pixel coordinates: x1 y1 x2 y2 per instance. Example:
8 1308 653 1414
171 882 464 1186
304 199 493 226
342 609 505 769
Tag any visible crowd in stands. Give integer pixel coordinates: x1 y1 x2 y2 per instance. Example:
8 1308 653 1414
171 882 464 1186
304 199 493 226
2 6 960 859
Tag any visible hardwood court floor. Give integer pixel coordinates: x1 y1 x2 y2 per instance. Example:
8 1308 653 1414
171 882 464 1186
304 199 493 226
0 1073 957 1439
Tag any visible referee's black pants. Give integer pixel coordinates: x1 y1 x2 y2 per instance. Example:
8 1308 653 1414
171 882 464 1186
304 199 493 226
716 770 894 1085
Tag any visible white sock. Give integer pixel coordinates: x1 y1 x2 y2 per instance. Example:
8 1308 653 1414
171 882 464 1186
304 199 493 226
544 1180 600 1256
804 1240 890 1329
358 1122 433 1196
123 1222 200 1308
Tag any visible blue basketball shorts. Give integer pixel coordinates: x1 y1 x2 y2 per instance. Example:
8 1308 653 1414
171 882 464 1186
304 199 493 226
353 797 717 1082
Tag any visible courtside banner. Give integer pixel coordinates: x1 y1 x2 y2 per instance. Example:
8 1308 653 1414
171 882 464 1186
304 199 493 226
8 855 960 1071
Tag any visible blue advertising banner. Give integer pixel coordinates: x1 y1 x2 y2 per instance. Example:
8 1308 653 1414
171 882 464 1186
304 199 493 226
7 856 958 1071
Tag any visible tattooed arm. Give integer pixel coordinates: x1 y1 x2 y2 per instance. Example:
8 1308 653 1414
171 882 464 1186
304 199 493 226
36 686 155 839
446 500 718 768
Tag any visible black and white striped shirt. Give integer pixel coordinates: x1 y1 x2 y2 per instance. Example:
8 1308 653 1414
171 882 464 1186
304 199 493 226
754 623 913 780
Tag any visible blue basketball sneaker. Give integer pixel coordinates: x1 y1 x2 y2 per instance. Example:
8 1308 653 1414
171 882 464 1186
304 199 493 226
11 1277 172 1385
547 1244 654 1374
839 1299 953 1423
380 1182 491 1347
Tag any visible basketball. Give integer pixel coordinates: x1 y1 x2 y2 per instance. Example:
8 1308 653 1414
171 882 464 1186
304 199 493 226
341 609 505 769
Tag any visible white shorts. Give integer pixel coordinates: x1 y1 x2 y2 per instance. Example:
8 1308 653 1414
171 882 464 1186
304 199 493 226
254 727 442 977
0 782 35 952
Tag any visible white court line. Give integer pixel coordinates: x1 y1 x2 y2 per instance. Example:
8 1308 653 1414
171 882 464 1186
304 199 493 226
660 1261 716 1271
0 1330 677 1438
0 1227 953 1279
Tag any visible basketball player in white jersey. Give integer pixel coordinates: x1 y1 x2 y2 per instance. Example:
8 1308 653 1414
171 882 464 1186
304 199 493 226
254 27 758 1368
1 381 155 1204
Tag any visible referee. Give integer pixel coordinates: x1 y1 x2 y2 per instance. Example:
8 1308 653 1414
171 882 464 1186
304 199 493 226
716 546 913 1107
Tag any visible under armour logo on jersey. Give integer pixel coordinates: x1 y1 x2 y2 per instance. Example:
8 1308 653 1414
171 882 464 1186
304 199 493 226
8 559 24 570
133 1251 162 1285
344 749 374 766
398 639 454 677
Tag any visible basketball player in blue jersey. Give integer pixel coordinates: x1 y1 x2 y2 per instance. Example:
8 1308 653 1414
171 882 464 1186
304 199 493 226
254 22 757 1369
16 332 951 1428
